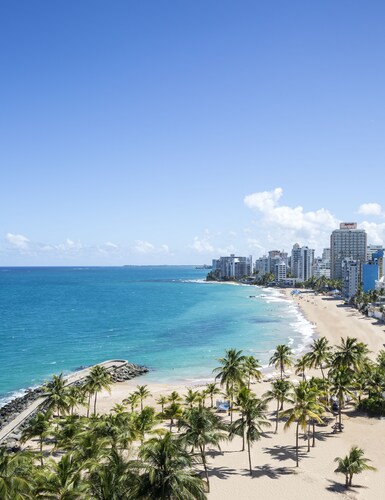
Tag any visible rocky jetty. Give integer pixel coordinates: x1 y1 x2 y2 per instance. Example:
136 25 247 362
109 362 149 382
0 387 45 431
0 361 149 436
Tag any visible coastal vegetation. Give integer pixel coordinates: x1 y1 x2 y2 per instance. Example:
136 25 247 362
0 337 382 498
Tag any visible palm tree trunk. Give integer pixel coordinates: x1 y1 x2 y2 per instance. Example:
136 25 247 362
320 365 325 379
247 437 252 476
87 393 91 418
295 422 299 467
312 420 315 447
40 437 44 467
94 392 98 415
200 444 210 492
338 406 342 432
275 401 279 433
307 421 311 452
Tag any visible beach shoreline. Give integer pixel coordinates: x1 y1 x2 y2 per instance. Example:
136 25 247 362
8 287 385 499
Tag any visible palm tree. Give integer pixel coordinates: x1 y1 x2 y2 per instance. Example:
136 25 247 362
295 355 309 381
136 432 207 499
184 388 199 408
21 412 51 466
34 452 87 498
163 402 183 432
84 365 112 415
305 336 332 379
230 386 252 451
269 344 293 379
134 407 158 444
263 379 292 433
65 385 87 416
334 446 376 489
135 385 152 411
329 366 356 432
204 383 221 408
167 391 182 404
331 337 370 374
53 415 86 451
155 395 168 413
179 406 227 492
281 381 324 466
123 393 141 412
0 447 34 499
213 348 246 422
44 373 69 417
242 397 271 475
243 355 262 389
89 448 139 499
72 429 110 465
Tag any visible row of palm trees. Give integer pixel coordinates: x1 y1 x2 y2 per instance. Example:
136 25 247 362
1 338 380 498
43 365 113 418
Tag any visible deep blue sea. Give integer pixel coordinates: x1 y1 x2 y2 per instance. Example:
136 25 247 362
0 266 314 405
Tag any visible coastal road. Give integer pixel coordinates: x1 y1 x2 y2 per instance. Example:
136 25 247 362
0 359 128 444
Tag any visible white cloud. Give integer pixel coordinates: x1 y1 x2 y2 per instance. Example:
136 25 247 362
134 240 155 254
358 203 383 216
104 241 119 249
358 221 385 245
244 187 340 254
247 238 265 250
190 237 215 253
5 233 30 249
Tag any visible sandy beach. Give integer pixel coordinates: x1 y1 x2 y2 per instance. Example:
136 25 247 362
17 290 385 499
86 290 385 500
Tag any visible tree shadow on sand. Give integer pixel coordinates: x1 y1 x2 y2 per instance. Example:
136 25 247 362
207 466 239 480
252 464 296 479
263 445 307 464
326 479 368 494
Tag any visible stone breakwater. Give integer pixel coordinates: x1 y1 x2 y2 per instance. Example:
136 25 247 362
0 387 45 431
0 361 149 436
109 362 149 383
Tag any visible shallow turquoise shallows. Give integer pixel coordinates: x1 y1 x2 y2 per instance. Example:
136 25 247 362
0 266 314 405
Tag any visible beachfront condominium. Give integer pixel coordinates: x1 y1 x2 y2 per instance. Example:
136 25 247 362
341 259 360 298
212 254 253 279
290 244 314 281
330 223 367 279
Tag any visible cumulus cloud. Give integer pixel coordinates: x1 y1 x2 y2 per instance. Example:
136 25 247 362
359 221 385 245
133 240 170 254
190 237 215 253
159 244 169 253
5 233 30 249
244 188 340 253
134 240 155 253
358 203 383 216
104 241 119 249
244 188 338 232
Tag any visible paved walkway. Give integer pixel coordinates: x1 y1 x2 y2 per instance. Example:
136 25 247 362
0 359 128 443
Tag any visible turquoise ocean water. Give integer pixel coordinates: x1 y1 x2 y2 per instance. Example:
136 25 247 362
0 266 314 406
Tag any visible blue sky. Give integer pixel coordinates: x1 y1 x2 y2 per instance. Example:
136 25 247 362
1 1 385 265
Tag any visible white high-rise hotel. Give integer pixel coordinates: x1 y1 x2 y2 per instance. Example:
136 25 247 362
330 223 367 279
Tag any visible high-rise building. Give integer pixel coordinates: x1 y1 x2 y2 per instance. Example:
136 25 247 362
341 259 360 299
212 254 252 279
330 223 367 279
291 243 301 278
290 244 314 281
